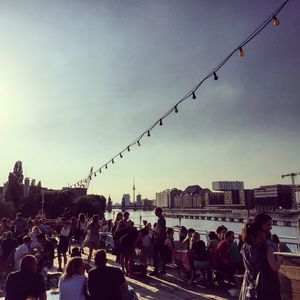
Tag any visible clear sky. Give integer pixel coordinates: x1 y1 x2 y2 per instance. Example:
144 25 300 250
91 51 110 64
1 0 299 203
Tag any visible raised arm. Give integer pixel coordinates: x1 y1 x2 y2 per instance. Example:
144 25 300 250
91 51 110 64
267 245 281 272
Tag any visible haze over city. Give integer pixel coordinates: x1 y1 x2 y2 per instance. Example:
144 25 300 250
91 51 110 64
1 0 299 203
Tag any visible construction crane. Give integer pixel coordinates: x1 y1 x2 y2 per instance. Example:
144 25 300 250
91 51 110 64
281 172 300 185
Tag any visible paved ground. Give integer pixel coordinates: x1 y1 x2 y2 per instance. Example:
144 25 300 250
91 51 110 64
50 250 239 300
104 253 239 300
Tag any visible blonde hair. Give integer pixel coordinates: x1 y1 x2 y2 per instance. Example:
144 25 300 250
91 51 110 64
62 257 83 280
32 226 41 233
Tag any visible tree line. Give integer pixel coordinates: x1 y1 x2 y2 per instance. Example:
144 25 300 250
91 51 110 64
0 161 106 219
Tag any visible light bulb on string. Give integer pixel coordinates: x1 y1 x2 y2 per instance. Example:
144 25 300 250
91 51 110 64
192 92 196 100
120 153 123 158
105 164 108 169
112 159 114 164
159 119 163 126
99 169 102 173
137 140 141 146
239 47 245 57
213 72 219 80
94 172 97 177
147 131 151 137
174 106 178 113
273 16 280 26
127 146 130 152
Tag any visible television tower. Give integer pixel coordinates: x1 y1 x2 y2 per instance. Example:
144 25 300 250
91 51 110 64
133 177 136 204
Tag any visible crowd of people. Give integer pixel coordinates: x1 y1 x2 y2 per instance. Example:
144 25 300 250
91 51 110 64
0 207 290 299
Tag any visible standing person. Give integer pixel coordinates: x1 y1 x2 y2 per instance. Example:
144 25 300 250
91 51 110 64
58 257 87 300
111 212 123 262
149 207 166 276
57 218 71 271
13 213 28 238
36 233 55 269
252 212 273 233
5 255 46 300
76 213 87 254
87 250 128 300
239 222 282 300
83 215 102 262
0 218 11 237
0 231 17 266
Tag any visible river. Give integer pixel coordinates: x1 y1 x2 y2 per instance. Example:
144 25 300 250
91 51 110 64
105 209 299 242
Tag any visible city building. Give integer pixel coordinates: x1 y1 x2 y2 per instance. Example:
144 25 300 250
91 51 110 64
156 188 181 208
122 194 131 206
136 194 142 207
212 181 244 191
173 185 208 208
254 184 294 210
224 189 254 208
205 191 225 206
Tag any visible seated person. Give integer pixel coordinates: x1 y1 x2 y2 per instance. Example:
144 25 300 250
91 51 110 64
71 246 82 257
187 228 195 251
175 226 188 250
214 231 237 281
190 232 211 283
5 254 46 300
87 250 128 300
161 228 174 273
58 257 87 300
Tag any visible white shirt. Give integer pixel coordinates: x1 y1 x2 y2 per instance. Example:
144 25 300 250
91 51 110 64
14 244 29 270
58 274 86 300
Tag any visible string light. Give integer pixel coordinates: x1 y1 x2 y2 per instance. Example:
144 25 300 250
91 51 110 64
120 153 123 158
273 16 280 26
239 47 245 57
69 0 290 189
112 159 114 164
94 172 97 177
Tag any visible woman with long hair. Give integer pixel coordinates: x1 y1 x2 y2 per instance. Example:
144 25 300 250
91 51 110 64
76 213 87 254
82 215 101 262
57 218 71 272
58 257 87 300
239 219 281 300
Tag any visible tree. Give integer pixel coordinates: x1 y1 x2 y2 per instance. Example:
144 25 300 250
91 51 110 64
5 161 24 208
0 197 15 218
72 195 106 218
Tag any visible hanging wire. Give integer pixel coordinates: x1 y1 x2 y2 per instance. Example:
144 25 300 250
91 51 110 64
69 0 290 188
